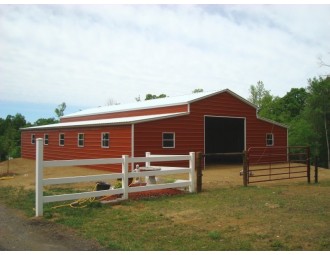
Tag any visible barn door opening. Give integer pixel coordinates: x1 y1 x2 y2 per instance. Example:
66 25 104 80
204 116 245 164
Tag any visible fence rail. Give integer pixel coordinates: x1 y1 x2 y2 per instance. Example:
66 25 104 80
35 138 195 217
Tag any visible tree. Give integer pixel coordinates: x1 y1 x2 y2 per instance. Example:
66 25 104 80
34 118 58 126
192 88 204 93
248 81 279 123
0 114 28 161
248 81 272 109
55 102 66 118
105 98 120 106
257 95 284 122
317 54 330 68
281 88 308 120
305 77 330 168
261 88 309 125
145 94 167 100
289 118 315 147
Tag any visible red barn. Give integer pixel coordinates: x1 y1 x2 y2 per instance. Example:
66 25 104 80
21 89 288 171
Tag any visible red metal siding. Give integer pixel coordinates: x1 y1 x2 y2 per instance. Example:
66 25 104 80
134 115 194 156
21 125 132 171
247 119 287 148
134 115 194 168
134 91 287 165
61 104 188 123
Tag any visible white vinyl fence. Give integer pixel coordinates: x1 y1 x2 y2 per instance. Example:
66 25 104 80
35 138 195 217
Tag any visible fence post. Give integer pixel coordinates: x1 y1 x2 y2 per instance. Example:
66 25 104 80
145 152 151 184
145 152 151 167
243 150 248 187
307 147 311 184
36 138 44 217
195 152 203 193
189 152 196 193
122 155 129 200
314 156 318 184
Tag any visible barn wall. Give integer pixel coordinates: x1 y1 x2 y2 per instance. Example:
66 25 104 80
21 91 288 171
134 91 287 165
61 104 188 123
21 125 132 171
247 118 287 148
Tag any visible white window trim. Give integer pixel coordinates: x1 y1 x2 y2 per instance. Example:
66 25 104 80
162 132 175 148
266 133 274 146
78 133 84 147
44 134 49 145
31 134 36 144
59 133 65 146
101 132 110 148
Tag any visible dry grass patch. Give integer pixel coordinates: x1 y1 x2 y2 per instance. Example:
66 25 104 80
1 158 330 250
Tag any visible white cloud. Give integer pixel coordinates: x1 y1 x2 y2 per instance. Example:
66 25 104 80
0 4 329 112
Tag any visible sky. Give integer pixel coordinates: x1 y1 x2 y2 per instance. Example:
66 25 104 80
1 3 330 123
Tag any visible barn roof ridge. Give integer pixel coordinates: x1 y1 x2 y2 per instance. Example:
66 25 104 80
61 88 257 120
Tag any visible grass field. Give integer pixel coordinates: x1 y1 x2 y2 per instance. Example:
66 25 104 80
0 159 330 251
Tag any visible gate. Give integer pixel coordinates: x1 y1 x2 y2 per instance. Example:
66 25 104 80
243 146 310 186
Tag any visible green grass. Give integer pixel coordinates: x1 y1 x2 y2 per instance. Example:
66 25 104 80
1 180 330 250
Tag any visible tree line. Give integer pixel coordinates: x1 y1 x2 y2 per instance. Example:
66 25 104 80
0 81 329 168
0 103 66 161
249 77 329 168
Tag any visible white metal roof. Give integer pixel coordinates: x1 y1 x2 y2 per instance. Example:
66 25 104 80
21 89 287 131
62 89 232 119
21 112 188 130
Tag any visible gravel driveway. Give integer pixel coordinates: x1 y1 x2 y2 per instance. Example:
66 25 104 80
0 203 103 251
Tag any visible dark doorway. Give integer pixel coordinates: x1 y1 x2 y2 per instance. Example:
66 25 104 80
205 116 245 164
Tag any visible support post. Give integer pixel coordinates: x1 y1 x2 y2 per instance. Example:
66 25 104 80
36 138 44 217
243 150 248 187
307 147 311 184
7 155 9 175
189 152 196 193
122 155 129 200
314 156 319 184
195 152 203 193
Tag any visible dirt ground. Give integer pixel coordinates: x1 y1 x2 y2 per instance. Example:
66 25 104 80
0 159 112 251
0 203 104 251
0 158 329 251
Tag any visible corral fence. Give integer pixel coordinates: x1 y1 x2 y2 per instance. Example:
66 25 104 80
0 156 14 177
194 146 318 189
243 146 312 186
35 138 196 217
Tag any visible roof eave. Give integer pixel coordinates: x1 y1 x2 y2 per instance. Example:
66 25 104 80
21 112 189 131
257 116 288 129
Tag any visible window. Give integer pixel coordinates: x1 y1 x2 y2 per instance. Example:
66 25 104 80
266 133 274 146
101 132 110 148
59 133 65 146
78 133 84 147
31 134 36 144
162 132 175 148
44 134 49 145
